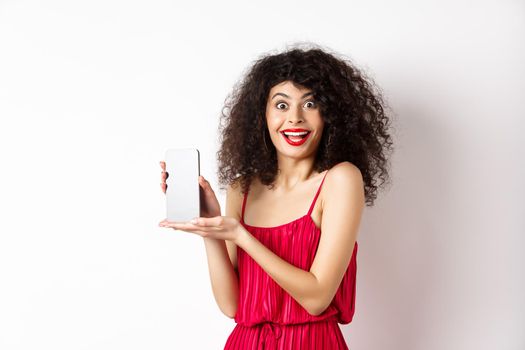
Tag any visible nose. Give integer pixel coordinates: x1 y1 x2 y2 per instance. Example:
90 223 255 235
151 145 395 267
287 105 305 124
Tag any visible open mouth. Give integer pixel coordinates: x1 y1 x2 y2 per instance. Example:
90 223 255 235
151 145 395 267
280 130 311 146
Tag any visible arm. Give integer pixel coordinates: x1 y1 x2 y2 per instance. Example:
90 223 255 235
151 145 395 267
202 182 242 319
235 162 364 316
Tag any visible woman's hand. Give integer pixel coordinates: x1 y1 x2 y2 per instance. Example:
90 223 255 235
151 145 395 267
158 215 243 243
160 160 243 241
159 160 221 218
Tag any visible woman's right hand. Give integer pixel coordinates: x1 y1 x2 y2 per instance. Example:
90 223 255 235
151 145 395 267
159 160 221 218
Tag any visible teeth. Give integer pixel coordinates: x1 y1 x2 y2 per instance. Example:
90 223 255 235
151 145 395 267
283 131 309 136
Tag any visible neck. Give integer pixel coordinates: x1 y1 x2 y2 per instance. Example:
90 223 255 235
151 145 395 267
274 155 317 191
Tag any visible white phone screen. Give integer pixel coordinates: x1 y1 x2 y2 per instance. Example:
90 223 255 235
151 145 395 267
164 148 200 222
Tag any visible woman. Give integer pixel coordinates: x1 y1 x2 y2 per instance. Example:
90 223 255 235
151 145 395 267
159 44 393 349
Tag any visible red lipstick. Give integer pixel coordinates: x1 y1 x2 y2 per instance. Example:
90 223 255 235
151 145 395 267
280 129 312 146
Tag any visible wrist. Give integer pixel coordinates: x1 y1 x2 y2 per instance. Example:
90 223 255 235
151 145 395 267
234 224 249 247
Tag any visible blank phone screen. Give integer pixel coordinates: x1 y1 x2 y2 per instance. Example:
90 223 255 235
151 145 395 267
164 148 200 222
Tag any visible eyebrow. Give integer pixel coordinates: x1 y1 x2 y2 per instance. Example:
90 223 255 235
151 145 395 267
271 92 314 100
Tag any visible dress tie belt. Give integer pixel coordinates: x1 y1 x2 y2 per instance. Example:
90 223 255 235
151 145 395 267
258 322 282 349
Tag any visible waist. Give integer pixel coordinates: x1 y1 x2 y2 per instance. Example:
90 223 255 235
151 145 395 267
232 316 341 349
236 314 338 327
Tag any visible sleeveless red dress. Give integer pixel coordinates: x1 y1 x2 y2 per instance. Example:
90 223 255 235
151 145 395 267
223 170 358 350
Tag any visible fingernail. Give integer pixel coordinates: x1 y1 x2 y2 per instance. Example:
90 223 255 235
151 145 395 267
190 218 198 224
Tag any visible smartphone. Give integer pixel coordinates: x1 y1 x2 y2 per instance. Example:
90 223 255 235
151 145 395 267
164 148 200 222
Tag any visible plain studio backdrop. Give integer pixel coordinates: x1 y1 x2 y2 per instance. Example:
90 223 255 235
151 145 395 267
0 0 523 349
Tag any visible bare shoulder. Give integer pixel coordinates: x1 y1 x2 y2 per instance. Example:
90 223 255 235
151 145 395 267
327 161 363 183
225 177 244 220
322 161 364 208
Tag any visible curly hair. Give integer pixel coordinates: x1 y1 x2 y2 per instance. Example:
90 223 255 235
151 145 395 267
216 43 394 206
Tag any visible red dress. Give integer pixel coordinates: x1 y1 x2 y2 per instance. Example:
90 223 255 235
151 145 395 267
223 170 359 350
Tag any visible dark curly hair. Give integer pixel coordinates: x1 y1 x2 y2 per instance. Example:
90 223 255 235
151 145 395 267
216 43 394 206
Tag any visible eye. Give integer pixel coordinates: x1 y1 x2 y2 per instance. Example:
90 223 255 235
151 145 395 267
276 102 288 110
304 100 316 108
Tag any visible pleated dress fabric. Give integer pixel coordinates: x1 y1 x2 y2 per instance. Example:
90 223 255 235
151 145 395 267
223 170 358 350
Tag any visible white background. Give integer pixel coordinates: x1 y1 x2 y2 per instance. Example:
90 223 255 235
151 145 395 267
0 0 523 349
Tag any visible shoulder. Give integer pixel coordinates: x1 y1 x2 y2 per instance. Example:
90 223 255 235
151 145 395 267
322 162 364 205
326 161 363 185
225 177 245 219
226 176 243 196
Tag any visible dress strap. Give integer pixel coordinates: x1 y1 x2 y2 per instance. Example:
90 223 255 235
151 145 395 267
307 170 329 216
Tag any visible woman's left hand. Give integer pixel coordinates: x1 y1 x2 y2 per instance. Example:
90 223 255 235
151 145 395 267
158 216 243 243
